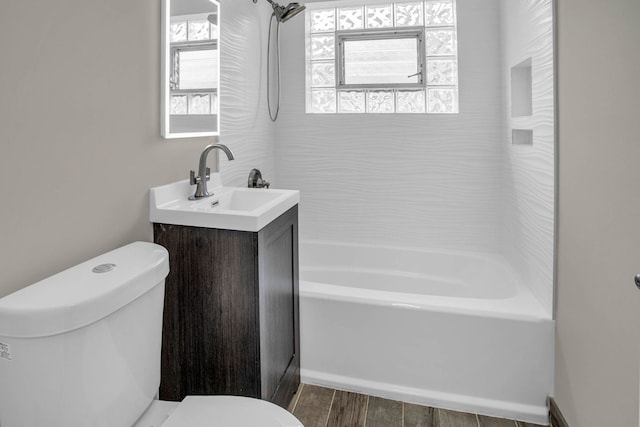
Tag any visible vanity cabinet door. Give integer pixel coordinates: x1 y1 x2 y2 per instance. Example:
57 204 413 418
154 224 261 401
258 206 300 407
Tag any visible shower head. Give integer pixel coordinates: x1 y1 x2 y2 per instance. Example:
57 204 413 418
207 13 217 25
276 2 306 22
261 0 306 23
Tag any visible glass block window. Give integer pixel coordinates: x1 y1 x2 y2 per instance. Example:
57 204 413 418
306 0 458 114
170 13 218 116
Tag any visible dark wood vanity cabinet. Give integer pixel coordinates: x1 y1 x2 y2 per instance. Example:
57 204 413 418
153 206 299 408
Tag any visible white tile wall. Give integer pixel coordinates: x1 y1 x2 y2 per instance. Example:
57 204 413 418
275 0 505 253
500 0 555 315
218 1 277 188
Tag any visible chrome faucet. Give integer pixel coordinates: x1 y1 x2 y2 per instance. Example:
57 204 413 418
189 144 235 200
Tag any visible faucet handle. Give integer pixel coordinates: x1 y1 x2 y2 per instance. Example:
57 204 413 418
190 170 200 185
259 179 270 189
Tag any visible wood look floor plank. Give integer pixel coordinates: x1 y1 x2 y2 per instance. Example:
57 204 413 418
438 409 480 427
326 390 368 427
291 384 334 427
477 415 517 427
404 403 437 427
287 384 529 427
287 383 304 413
365 396 402 427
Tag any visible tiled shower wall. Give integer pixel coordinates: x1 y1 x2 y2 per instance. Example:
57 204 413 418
218 1 277 187
276 0 504 253
274 0 554 315
499 0 555 315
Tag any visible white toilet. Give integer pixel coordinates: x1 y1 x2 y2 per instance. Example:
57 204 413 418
0 242 303 427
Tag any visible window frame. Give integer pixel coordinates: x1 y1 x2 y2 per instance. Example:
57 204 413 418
336 27 426 91
170 40 219 93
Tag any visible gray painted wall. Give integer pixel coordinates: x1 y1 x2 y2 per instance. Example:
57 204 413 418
0 0 274 298
555 0 640 425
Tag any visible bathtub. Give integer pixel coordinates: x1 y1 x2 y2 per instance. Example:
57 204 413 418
299 241 554 425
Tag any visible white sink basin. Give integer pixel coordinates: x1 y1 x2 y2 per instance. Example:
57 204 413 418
216 189 284 212
150 175 299 232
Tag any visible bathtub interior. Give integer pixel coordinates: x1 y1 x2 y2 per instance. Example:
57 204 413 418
300 240 550 320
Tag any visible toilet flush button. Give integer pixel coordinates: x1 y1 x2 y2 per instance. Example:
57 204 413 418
92 264 117 274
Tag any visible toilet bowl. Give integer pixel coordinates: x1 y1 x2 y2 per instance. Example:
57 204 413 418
135 396 302 427
0 242 303 427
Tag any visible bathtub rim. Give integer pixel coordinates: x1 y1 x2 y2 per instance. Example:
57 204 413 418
300 239 519 268
301 280 549 321
299 239 551 321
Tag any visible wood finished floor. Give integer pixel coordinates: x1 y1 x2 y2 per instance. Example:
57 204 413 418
287 384 547 427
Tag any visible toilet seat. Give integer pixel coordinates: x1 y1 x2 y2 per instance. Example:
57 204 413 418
154 396 303 427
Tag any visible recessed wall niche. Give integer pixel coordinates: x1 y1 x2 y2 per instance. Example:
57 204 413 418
511 58 533 117
512 129 533 145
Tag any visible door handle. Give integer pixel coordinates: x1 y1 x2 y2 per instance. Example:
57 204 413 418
635 274 640 289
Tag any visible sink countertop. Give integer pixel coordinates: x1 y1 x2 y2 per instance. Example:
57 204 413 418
150 174 300 232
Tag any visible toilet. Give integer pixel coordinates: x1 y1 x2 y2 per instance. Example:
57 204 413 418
0 242 303 427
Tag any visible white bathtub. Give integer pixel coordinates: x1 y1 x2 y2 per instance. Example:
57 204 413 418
299 241 554 425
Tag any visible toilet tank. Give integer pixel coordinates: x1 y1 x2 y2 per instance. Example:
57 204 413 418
0 242 169 427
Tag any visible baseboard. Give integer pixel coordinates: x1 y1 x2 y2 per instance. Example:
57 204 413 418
549 398 569 427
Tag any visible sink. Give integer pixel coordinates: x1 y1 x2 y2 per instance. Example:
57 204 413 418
150 174 300 232
216 189 283 212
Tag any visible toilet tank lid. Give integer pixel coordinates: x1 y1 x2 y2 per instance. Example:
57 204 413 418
0 242 169 338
